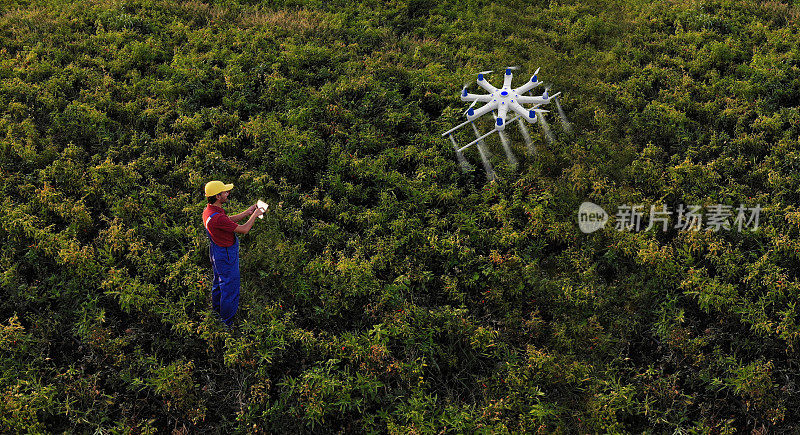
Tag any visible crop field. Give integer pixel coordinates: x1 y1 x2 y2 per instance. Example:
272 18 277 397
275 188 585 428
1 0 799 432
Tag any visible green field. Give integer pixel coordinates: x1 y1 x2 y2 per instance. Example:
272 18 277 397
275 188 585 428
2 0 799 432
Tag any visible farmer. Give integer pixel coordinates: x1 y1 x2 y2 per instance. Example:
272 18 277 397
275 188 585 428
202 180 264 326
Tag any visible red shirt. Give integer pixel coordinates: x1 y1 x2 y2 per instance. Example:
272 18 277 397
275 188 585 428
203 204 238 247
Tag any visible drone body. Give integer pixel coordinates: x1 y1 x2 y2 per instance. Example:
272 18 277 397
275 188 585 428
461 67 560 130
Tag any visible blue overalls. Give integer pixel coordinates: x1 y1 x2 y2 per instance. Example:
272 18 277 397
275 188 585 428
205 212 240 326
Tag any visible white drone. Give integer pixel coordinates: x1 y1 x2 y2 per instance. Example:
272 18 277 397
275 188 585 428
441 67 569 180
462 67 559 130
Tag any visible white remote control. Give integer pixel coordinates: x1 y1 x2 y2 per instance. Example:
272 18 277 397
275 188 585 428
256 200 268 219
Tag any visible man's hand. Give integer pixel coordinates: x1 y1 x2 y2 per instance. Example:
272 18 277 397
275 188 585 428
235 205 264 234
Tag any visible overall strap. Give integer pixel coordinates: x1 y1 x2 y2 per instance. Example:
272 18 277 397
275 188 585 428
205 211 220 243
204 212 220 231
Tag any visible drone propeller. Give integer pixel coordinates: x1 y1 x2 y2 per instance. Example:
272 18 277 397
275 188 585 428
476 71 498 93
463 99 479 115
477 70 494 75
547 91 561 100
513 67 543 94
528 84 560 101
541 85 560 99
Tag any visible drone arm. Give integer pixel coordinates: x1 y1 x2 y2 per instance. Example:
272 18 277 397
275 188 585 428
461 93 493 103
503 70 513 88
514 78 541 95
477 77 497 93
496 103 509 130
516 95 549 105
509 101 538 123
466 101 498 121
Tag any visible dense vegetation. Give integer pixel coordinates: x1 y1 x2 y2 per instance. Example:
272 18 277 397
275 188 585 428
2 0 799 432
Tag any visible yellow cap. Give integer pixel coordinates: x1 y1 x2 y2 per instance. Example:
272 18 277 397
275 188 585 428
204 180 234 197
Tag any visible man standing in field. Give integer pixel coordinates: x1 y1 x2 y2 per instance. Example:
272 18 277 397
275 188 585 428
202 180 264 326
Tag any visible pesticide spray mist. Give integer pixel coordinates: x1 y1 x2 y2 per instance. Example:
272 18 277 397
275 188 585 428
539 113 555 144
498 130 518 168
555 98 572 134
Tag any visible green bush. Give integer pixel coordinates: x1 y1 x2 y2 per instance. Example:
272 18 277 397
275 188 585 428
1 0 800 432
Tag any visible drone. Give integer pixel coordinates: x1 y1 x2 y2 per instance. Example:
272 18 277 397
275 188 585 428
441 67 569 180
462 67 558 130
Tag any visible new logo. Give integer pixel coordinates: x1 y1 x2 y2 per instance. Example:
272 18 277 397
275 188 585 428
578 202 608 233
